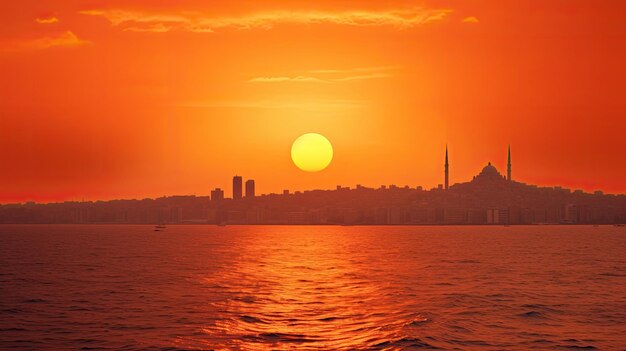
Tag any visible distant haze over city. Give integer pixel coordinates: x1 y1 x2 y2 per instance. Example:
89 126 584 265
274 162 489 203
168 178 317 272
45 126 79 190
3 147 624 225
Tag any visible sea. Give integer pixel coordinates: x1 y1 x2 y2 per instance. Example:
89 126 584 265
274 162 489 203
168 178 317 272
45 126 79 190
0 225 625 350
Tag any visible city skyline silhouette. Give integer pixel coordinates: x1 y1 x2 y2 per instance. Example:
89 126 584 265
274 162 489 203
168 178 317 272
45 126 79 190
2 146 624 225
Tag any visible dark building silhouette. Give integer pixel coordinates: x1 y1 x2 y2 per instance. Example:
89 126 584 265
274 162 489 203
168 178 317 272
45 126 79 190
233 176 243 200
471 162 506 183
2 148 624 225
245 179 255 198
507 145 512 181
211 188 224 201
445 145 449 190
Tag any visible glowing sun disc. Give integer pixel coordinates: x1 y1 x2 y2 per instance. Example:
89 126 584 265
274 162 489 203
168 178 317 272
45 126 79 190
291 133 333 172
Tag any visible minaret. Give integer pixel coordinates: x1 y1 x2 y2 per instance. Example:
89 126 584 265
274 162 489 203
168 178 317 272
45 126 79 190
507 145 512 181
444 145 449 190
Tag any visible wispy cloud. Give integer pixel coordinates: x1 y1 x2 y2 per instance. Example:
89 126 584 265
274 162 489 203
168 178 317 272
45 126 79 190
124 23 174 33
248 76 328 83
179 99 366 111
36 16 59 24
308 65 399 74
462 16 479 24
249 66 397 84
21 31 90 50
80 8 452 33
247 74 392 84
333 73 392 82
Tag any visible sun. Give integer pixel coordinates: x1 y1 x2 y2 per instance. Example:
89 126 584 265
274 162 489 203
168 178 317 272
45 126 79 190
291 133 333 172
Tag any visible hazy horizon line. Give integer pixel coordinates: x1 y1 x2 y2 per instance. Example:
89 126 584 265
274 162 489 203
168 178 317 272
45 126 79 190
3 181 623 206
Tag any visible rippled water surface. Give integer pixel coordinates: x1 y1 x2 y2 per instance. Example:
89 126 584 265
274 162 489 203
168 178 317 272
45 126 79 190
1 225 625 350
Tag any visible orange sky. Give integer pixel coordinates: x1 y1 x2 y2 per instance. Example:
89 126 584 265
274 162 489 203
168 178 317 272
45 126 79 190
1 0 625 203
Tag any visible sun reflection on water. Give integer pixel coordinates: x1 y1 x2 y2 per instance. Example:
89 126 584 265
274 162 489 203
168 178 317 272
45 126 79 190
200 228 418 350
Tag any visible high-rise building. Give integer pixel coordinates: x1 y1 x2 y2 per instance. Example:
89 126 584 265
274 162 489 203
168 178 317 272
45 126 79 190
444 145 449 190
507 145 512 181
245 179 255 198
211 188 224 201
232 176 243 199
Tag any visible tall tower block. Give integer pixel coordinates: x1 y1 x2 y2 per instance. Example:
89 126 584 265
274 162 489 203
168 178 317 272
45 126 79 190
507 145 512 181
245 179 255 198
444 145 449 190
232 175 243 199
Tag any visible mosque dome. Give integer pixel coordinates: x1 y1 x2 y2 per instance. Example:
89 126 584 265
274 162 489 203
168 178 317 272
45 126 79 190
480 162 499 176
471 162 506 183
446 146 513 186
